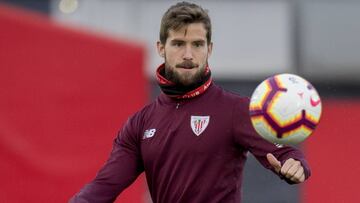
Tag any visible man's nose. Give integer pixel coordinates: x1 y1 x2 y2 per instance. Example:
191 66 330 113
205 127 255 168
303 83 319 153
183 45 193 60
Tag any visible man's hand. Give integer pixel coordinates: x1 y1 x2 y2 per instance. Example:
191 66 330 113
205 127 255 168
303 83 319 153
266 153 305 183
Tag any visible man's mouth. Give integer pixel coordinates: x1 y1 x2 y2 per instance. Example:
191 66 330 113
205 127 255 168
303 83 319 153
178 66 195 69
176 62 198 69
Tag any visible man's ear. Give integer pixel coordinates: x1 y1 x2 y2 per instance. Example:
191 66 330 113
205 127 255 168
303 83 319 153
157 41 165 58
208 42 213 57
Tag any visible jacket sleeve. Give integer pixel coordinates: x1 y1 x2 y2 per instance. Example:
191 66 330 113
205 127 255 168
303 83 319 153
232 97 311 183
69 115 144 203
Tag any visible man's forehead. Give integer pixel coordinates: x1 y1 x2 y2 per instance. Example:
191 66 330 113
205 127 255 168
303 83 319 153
167 23 207 41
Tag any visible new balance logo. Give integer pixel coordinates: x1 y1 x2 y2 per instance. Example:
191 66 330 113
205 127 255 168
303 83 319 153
143 129 156 139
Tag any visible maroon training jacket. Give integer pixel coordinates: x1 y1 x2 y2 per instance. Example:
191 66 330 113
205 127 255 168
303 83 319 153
70 83 310 203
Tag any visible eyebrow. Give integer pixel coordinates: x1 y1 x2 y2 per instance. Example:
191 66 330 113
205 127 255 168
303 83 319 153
170 39 185 43
170 39 206 43
193 40 206 44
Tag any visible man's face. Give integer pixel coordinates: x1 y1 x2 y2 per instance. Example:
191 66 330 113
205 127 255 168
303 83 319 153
157 23 212 86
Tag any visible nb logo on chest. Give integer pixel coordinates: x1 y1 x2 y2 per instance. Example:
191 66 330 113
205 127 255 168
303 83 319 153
143 129 156 139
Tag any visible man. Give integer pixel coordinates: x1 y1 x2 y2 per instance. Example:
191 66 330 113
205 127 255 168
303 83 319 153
70 2 310 202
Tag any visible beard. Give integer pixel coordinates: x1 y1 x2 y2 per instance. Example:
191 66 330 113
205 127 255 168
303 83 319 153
164 58 207 87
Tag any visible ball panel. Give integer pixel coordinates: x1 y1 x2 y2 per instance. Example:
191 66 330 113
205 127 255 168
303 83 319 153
250 116 277 139
304 91 322 123
279 125 312 145
305 112 321 124
282 125 312 139
267 92 303 127
250 80 272 111
274 75 287 89
268 109 303 128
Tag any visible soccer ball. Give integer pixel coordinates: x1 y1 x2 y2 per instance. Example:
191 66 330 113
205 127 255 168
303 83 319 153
249 73 322 145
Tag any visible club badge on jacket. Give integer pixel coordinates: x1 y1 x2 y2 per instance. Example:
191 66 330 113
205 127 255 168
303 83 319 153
191 116 210 136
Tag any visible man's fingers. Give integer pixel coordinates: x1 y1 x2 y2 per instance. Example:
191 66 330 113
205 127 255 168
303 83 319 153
299 173 305 182
294 167 304 179
266 153 281 173
283 159 301 178
290 170 305 183
286 161 304 178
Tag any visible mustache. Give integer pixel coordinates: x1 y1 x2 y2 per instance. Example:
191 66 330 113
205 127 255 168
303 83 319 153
176 61 198 69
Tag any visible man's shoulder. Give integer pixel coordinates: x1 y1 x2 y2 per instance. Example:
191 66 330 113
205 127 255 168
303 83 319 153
211 83 250 104
130 100 158 121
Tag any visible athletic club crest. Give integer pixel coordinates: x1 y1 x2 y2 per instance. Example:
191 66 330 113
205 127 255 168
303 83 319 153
190 116 210 136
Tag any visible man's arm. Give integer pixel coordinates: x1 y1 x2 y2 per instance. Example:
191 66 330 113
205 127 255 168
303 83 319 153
69 117 144 203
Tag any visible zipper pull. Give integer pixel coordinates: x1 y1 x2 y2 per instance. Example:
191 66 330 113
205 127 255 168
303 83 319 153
176 103 180 109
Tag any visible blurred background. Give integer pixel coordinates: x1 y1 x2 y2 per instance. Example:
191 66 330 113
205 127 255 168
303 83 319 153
1 0 359 202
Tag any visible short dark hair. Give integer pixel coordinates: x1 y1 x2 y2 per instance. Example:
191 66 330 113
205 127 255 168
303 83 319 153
159 1 212 44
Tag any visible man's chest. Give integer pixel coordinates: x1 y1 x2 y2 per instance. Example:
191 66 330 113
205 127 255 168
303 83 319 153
139 106 234 167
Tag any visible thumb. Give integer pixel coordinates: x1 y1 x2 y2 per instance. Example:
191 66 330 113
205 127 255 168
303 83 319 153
266 153 282 173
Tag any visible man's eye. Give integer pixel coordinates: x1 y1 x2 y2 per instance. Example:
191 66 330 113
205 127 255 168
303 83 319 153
194 43 203 47
173 42 183 47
